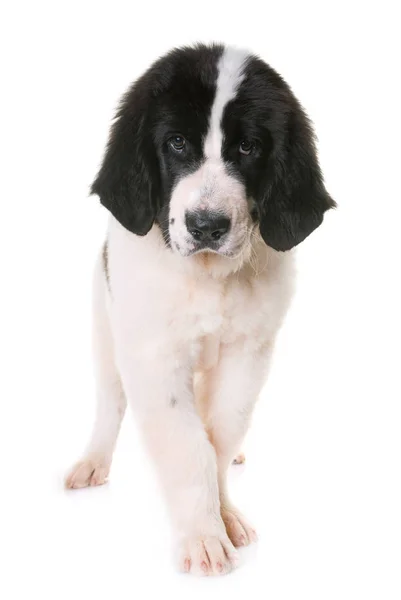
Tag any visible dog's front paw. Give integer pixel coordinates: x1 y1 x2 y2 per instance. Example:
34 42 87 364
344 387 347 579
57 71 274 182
221 505 258 547
179 531 238 576
64 454 110 489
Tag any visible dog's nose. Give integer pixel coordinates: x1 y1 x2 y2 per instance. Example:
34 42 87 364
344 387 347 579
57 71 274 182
185 211 231 242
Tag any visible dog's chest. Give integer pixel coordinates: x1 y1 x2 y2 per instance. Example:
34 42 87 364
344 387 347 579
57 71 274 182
182 274 246 334
184 272 267 369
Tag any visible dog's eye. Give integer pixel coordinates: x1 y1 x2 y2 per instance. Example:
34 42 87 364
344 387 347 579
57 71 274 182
239 140 254 156
169 135 186 152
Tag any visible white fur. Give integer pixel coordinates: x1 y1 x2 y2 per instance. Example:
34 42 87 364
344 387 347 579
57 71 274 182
66 47 296 576
204 47 248 159
66 220 295 574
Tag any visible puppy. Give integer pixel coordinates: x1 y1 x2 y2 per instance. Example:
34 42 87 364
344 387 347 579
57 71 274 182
66 43 335 576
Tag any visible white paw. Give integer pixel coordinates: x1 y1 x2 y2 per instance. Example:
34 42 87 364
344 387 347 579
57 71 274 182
179 531 238 576
65 455 110 489
221 506 258 547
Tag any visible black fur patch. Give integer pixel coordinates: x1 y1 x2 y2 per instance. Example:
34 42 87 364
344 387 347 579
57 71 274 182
221 56 335 250
92 44 223 244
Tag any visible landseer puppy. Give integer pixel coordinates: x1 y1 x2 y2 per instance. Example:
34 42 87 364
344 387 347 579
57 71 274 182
66 43 335 576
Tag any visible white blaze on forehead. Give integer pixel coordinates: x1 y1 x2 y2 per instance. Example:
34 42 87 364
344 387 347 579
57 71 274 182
204 47 249 160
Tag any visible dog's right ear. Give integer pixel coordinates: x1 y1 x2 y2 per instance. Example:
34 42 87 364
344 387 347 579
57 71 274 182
91 81 160 236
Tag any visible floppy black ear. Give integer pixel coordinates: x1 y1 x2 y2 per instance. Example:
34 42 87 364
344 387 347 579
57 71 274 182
258 107 335 251
91 80 160 236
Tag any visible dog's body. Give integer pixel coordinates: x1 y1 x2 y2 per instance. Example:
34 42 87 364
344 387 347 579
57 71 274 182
66 44 334 576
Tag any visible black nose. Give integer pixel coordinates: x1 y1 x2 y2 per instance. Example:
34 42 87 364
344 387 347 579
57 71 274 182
186 211 231 243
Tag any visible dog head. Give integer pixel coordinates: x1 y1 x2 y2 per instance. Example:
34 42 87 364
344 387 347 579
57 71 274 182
92 44 335 256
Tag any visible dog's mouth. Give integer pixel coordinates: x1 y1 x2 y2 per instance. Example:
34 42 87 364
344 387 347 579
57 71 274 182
191 239 226 254
175 246 225 258
174 237 249 260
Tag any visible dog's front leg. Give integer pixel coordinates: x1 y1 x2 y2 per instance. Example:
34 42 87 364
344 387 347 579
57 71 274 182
206 339 275 548
115 339 238 576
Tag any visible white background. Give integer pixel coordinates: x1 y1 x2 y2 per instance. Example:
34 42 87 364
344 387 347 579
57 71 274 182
1 1 400 598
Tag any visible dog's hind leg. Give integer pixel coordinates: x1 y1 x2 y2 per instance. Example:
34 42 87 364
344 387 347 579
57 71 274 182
232 452 245 465
65 250 126 489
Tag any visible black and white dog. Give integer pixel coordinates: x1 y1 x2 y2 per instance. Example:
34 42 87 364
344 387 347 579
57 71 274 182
66 43 334 576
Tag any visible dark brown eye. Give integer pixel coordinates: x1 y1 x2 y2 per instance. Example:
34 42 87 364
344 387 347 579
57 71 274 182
169 135 186 152
239 140 254 155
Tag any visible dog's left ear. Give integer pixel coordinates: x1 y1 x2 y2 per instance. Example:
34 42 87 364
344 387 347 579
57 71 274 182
258 107 336 251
